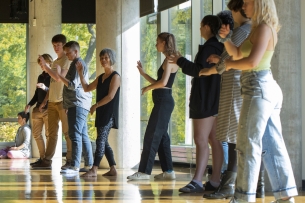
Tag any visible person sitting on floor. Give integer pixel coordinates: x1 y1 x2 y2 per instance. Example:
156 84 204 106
0 112 31 159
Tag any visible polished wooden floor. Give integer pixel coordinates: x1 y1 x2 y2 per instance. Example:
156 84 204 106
0 158 303 203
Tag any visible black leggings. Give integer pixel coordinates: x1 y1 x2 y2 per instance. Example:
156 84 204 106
93 116 116 167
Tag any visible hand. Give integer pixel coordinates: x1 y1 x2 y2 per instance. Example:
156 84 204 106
199 68 211 76
207 54 221 64
218 24 231 39
167 52 182 64
24 105 31 113
90 104 97 115
38 55 47 67
39 100 47 112
36 83 46 90
9 147 17 151
141 86 150 95
76 61 84 76
136 61 145 75
225 56 233 71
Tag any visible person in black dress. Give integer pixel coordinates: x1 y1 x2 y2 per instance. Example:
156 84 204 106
76 48 120 177
127 32 179 180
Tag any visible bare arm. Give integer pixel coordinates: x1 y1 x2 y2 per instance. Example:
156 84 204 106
90 74 121 114
38 55 68 82
199 66 217 76
76 61 98 92
136 61 157 84
141 59 176 94
219 25 243 60
225 24 273 71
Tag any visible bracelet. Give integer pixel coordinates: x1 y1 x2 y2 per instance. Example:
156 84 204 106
216 59 226 75
216 30 233 43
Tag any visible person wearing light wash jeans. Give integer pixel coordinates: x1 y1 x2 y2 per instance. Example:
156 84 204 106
218 0 298 202
56 41 93 174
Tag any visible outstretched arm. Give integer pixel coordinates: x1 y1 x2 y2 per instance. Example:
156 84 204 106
136 61 157 84
141 60 175 94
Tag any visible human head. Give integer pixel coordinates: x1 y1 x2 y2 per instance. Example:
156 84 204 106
99 48 116 67
217 10 234 31
17 111 29 125
51 34 67 55
227 0 247 18
156 32 177 56
200 15 222 39
243 0 280 31
37 54 53 69
63 41 80 61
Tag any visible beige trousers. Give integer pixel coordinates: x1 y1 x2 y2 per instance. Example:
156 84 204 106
45 102 72 161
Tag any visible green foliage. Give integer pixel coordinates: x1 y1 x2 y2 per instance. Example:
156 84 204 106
0 122 19 142
0 23 97 142
0 24 27 119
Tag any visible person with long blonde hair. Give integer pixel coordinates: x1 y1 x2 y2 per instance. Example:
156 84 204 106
218 0 297 202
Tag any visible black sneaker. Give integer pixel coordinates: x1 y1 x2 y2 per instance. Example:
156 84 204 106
30 158 42 166
31 159 52 169
61 161 71 170
179 181 204 193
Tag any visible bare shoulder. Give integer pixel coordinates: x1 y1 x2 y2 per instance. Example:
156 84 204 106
164 58 179 72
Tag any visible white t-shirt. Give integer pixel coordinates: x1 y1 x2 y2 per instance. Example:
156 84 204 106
48 55 70 102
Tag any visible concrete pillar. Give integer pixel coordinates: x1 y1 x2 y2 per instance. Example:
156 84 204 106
27 0 62 158
96 0 140 168
265 0 302 190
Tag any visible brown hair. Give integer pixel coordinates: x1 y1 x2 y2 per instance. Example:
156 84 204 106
227 0 247 18
157 32 177 56
37 53 53 66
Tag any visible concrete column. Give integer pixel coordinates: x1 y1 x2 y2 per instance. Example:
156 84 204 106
264 0 302 190
27 0 62 158
301 0 305 188
96 0 140 168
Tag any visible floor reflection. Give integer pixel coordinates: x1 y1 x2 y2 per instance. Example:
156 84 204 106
0 158 303 202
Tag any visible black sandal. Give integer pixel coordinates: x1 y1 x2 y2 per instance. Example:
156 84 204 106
179 181 204 193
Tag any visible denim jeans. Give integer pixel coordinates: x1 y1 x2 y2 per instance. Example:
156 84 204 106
67 106 93 168
235 70 297 202
138 89 174 175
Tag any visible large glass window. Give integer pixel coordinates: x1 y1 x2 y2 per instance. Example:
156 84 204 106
139 14 158 142
62 24 96 140
168 2 192 145
0 24 27 142
140 0 213 147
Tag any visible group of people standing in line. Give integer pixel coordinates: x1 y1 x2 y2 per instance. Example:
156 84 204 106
0 0 298 202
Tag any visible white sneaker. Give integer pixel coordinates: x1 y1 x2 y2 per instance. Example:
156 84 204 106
154 171 176 180
60 167 79 174
127 172 150 180
271 197 295 203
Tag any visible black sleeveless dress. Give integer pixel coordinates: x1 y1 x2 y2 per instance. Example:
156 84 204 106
95 71 120 128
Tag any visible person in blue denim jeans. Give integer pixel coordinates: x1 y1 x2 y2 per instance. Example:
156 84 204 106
56 41 93 175
218 0 298 202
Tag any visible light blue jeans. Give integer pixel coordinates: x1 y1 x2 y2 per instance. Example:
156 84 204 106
67 106 93 168
234 70 297 202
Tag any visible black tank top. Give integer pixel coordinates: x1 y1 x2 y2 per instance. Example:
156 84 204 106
95 71 120 128
156 65 177 88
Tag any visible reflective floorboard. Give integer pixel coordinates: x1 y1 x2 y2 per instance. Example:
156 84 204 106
0 158 303 203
